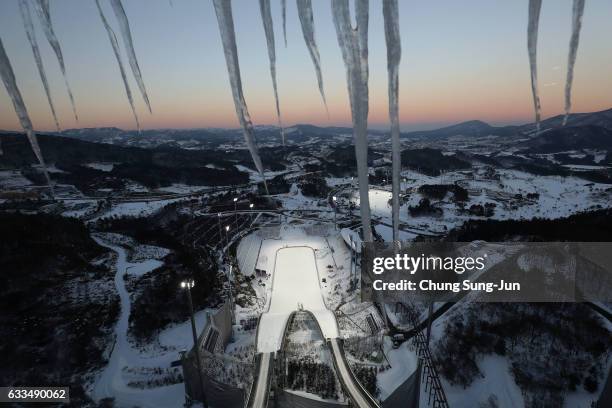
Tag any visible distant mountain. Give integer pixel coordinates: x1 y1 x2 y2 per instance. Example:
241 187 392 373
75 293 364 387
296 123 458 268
401 120 518 139
518 108 612 134
519 125 612 153
399 108 612 140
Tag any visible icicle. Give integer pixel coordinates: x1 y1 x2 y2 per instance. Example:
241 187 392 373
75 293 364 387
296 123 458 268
281 0 287 47
95 0 140 132
383 0 401 244
259 0 285 145
33 0 78 122
19 0 60 132
109 0 152 113
0 37 53 196
331 0 372 242
297 0 328 111
563 0 585 126
213 0 268 193
527 0 542 135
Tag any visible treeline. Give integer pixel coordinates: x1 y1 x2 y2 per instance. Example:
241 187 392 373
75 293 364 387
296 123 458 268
447 208 612 242
286 360 339 400
0 213 119 401
401 148 471 176
434 303 610 406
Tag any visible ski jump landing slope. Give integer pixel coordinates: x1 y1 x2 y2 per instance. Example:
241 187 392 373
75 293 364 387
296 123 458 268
257 246 339 353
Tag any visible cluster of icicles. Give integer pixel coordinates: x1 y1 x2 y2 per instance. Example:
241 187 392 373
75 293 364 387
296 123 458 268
1 0 587 241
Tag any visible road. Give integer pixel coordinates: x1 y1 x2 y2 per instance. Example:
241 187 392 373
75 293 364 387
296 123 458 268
329 338 381 408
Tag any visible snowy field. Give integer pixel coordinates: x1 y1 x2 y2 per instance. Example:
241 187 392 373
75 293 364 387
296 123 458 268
346 167 612 236
257 246 339 352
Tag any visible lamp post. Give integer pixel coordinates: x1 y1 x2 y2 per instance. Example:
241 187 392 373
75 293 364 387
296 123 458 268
233 197 238 226
217 213 222 241
228 265 235 324
332 196 337 230
249 203 254 224
180 280 207 407
225 225 230 248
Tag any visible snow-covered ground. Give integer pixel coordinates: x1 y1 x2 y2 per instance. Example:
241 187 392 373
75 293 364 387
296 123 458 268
378 338 418 401
427 299 611 408
346 168 612 236
85 162 115 172
0 170 33 189
156 183 210 194
90 234 210 408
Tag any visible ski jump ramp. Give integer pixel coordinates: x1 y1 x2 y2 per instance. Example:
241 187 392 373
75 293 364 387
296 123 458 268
257 246 338 352
247 246 380 408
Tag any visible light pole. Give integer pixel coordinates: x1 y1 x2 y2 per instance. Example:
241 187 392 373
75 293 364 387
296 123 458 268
332 196 338 230
228 265 235 324
233 197 238 226
225 225 230 248
180 280 207 407
249 203 254 224
217 213 222 241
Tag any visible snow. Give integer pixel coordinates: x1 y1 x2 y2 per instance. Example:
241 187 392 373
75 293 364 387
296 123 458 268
347 168 612 238
377 338 418 400
437 355 525 408
0 170 33 188
257 246 339 352
126 259 163 277
85 162 115 172
156 183 208 194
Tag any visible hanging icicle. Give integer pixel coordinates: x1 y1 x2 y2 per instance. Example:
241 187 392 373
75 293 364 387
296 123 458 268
259 0 285 145
563 0 585 126
281 0 287 47
95 0 140 132
33 0 78 122
331 0 372 242
383 0 401 244
19 0 60 132
527 0 542 135
213 0 268 193
0 37 53 196
297 0 328 111
109 0 152 113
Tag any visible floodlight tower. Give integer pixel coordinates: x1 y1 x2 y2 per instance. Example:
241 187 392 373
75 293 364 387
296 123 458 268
233 197 238 225
180 280 207 407
332 195 338 230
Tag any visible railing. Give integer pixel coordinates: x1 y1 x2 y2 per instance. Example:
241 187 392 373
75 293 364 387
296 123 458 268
402 302 450 408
